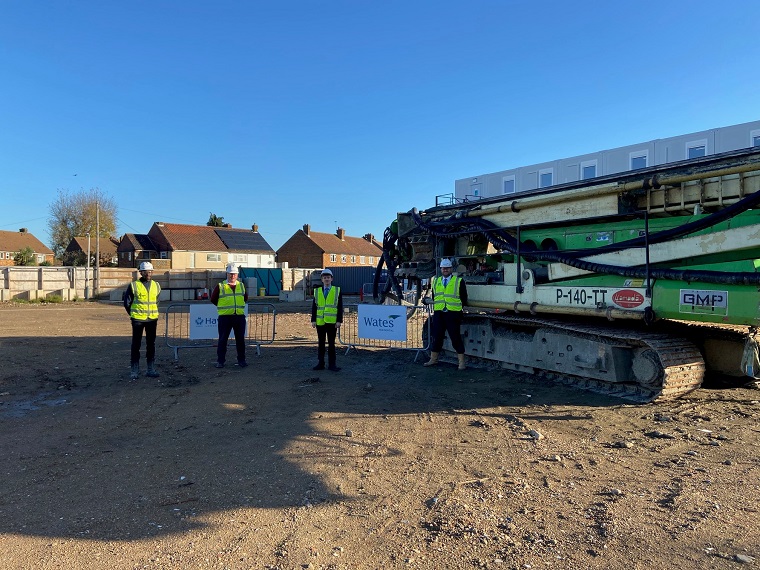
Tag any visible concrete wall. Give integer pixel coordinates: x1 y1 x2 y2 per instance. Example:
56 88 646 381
0 266 304 302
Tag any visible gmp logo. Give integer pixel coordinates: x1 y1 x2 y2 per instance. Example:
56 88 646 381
679 289 728 309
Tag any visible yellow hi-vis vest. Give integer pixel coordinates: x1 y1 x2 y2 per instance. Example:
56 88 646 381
315 286 340 325
130 280 161 321
432 275 462 312
217 281 246 316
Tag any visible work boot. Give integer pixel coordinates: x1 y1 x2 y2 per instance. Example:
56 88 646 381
130 363 139 380
457 353 467 371
146 361 160 378
423 352 439 367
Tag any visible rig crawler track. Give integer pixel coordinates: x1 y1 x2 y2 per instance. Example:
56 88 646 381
452 314 706 402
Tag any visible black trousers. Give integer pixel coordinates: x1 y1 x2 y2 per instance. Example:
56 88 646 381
430 310 465 354
316 323 338 366
217 314 246 364
131 319 158 365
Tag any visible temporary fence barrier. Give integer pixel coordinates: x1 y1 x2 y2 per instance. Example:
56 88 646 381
164 302 277 361
338 303 432 361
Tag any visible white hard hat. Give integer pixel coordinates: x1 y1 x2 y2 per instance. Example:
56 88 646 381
321 268 333 276
225 263 239 274
138 261 154 271
439 258 453 268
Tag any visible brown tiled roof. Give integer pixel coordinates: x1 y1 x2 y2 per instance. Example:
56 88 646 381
150 223 274 253
66 236 118 255
0 230 53 254
118 233 158 252
307 230 383 256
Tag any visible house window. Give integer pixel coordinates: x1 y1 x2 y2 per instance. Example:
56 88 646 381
350 255 356 263
128 252 132 261
143 251 151 259
502 176 516 195
232 254 246 262
341 255 347 263
369 256 374 265
580 160 597 180
360 256 366 264
330 254 337 262
751 129 760 147
538 168 553 188
687 139 707 159
630 150 648 170
207 253 221 262
160 251 168 259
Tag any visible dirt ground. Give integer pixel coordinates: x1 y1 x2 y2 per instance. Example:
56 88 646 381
0 301 758 570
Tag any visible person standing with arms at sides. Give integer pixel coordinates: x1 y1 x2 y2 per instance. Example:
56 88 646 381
210 263 248 368
123 261 162 380
424 258 469 370
311 268 343 371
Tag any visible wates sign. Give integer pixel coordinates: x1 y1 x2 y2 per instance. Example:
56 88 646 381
357 304 407 341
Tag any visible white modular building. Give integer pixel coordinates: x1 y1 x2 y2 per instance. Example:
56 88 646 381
454 120 760 203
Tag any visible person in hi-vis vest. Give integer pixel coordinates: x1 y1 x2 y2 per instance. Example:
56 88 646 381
210 263 248 368
123 261 162 380
311 268 343 371
424 258 469 370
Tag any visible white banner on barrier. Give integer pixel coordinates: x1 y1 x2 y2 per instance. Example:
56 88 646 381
189 304 248 340
357 304 407 341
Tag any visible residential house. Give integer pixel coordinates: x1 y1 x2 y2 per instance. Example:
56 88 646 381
63 236 119 266
276 225 383 269
117 233 160 268
119 222 276 270
0 228 55 266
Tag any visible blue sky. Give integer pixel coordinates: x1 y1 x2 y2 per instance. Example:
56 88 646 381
2 1 758 251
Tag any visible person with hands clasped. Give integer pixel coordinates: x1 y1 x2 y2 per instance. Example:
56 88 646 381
210 263 248 369
311 268 343 371
123 261 162 380
424 258 468 370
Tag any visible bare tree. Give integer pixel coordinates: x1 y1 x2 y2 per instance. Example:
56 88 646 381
48 188 118 260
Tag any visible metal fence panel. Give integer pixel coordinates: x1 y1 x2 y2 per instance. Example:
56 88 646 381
164 302 277 361
337 304 431 360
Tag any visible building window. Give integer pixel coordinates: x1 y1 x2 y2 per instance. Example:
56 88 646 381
160 251 168 259
341 255 347 263
538 168 553 188
369 256 374 265
330 254 337 262
232 254 246 262
630 151 648 170
350 255 356 263
128 252 132 261
687 139 707 159
751 129 760 147
360 256 366 264
143 251 151 259
207 253 221 262
580 160 597 180
470 183 482 199
502 176 516 195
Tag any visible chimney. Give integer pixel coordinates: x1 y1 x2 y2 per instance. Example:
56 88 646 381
363 233 374 242
252 224 259 232
337 228 346 241
303 224 310 236
19 228 28 233
223 223 232 228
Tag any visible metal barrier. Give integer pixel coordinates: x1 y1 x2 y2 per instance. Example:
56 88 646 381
338 304 432 361
164 302 277 361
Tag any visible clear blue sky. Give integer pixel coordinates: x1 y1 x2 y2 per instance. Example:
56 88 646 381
2 1 758 251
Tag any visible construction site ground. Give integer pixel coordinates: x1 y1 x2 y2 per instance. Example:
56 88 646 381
0 301 758 570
